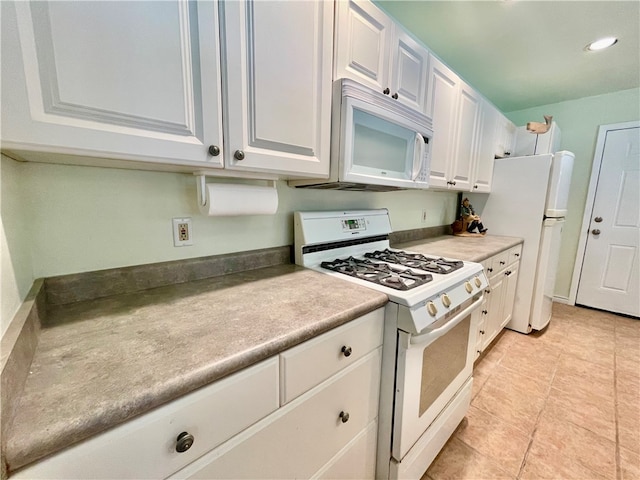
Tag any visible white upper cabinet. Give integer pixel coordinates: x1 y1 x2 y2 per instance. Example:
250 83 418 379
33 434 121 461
495 113 517 159
1 0 333 179
388 26 430 114
334 0 392 94
1 1 224 169
451 83 481 191
334 0 429 113
426 55 463 189
220 0 333 178
474 100 500 193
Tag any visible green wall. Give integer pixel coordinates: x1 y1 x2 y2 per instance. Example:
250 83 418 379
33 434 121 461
506 88 640 299
0 155 457 331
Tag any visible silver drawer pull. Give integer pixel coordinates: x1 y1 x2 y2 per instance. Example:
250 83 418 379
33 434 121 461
341 345 352 357
339 411 350 423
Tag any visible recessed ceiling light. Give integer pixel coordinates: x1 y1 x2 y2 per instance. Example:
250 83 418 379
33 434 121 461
585 37 618 51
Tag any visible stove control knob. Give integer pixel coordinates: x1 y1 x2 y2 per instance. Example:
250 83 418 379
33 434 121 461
464 281 473 293
426 301 438 317
441 293 452 308
474 276 482 288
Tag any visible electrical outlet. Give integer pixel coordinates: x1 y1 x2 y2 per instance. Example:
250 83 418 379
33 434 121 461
172 218 193 246
421 209 427 223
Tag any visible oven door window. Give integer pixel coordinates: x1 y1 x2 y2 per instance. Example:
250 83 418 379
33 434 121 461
419 317 470 416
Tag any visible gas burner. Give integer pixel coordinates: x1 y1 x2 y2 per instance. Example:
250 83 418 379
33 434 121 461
321 256 433 291
364 249 464 275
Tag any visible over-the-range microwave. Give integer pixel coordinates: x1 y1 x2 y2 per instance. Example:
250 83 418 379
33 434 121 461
290 79 433 191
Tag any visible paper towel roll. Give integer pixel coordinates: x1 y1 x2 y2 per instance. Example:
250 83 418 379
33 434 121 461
198 183 279 216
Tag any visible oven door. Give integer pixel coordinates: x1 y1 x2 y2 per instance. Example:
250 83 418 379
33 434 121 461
391 298 480 461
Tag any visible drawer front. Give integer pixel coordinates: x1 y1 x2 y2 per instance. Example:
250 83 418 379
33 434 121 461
280 308 384 404
490 250 510 275
13 358 279 480
173 348 382 480
508 244 523 265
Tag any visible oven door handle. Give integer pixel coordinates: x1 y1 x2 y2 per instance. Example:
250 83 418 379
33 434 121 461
410 296 482 345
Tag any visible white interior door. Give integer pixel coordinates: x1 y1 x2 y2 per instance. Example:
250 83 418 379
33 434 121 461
576 126 640 317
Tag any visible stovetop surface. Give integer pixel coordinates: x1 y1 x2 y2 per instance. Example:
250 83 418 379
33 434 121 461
310 246 484 307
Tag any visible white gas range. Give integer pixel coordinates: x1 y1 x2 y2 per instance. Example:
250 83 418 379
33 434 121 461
294 209 488 479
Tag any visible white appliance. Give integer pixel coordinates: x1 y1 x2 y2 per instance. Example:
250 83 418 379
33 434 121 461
294 210 487 479
513 121 562 156
289 79 433 191
469 151 575 333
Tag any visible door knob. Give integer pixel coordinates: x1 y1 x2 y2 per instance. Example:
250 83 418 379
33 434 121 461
594 216 603 223
591 229 601 235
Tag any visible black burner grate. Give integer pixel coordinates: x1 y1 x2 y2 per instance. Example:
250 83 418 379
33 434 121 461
364 249 464 275
320 256 433 290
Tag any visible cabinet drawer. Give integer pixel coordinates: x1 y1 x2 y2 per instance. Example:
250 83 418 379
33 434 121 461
280 308 384 404
490 250 510 275
508 244 523 265
13 358 279 480
172 348 382 479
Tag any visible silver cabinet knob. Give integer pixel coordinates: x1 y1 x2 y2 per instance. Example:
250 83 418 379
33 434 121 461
594 216 603 223
392 92 399 99
592 229 601 235
234 150 245 161
383 88 390 95
208 145 220 156
339 411 350 423
341 345 352 357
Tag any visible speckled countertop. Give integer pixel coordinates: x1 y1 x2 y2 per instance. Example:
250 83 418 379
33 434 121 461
394 234 523 263
7 234 522 474
6 264 388 473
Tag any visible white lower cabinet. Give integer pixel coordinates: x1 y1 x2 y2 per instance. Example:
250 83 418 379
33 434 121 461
11 308 384 480
477 245 522 354
11 359 281 479
172 349 382 479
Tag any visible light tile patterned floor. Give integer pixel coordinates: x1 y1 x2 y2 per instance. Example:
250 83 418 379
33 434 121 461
423 303 640 480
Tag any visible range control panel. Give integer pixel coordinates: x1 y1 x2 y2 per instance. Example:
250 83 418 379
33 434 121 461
341 218 366 232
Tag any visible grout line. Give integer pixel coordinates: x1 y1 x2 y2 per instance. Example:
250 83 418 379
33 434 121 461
516 349 559 479
614 320 622 480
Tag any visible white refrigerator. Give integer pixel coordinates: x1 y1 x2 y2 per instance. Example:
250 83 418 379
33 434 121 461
468 151 575 333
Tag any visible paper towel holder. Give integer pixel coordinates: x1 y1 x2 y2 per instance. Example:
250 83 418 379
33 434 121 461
195 173 276 208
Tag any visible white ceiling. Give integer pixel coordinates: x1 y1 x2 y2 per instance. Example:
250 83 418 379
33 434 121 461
375 1 640 112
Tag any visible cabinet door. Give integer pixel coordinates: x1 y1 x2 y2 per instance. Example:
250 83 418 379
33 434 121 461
388 26 429 114
334 0 392 94
473 100 499 193
482 274 504 350
496 113 516 158
1 1 223 168
450 82 481 191
426 55 459 189
221 0 332 178
501 262 519 328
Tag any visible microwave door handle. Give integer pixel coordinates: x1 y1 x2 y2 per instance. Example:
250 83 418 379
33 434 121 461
411 133 425 180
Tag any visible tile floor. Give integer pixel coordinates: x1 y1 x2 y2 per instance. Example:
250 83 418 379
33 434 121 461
423 303 640 480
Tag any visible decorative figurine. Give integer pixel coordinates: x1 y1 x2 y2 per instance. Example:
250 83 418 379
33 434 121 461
461 197 487 235
526 115 553 134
